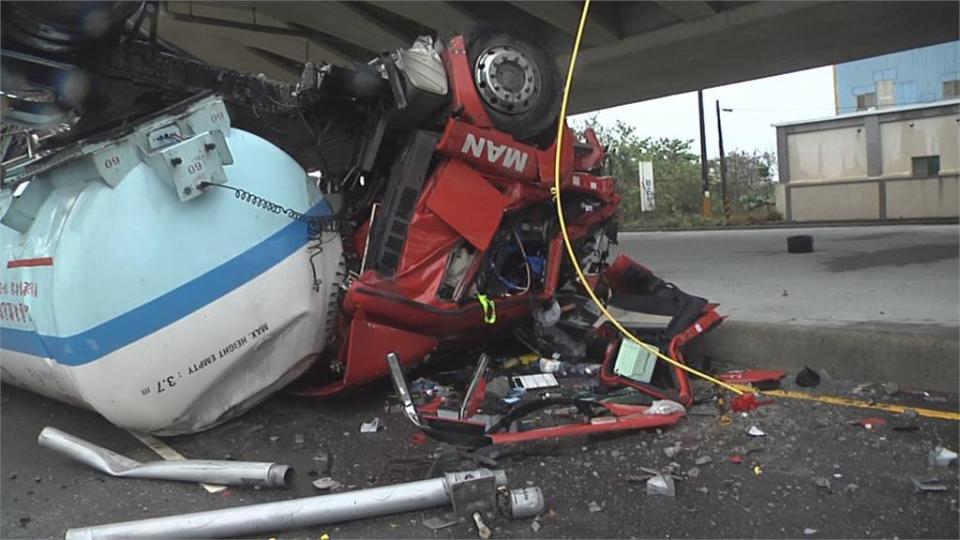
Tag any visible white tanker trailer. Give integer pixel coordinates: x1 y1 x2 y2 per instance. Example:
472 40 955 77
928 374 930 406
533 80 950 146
1 94 343 435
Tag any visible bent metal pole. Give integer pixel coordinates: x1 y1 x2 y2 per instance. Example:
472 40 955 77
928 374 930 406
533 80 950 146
39 427 290 488
65 469 504 540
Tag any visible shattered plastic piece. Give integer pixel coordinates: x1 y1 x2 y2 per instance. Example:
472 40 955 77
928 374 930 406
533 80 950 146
311 477 341 491
718 369 786 385
687 467 701 479
360 418 380 433
928 446 958 468
803 528 819 536
880 382 900 396
694 456 713 466
730 393 774 412
645 400 686 416
730 455 743 464
531 518 542 532
843 483 859 494
913 478 948 492
663 443 683 458
812 477 831 491
795 367 821 388
646 475 676 497
747 426 766 437
422 516 457 530
753 465 763 476
503 387 527 405
587 501 603 513
855 417 887 429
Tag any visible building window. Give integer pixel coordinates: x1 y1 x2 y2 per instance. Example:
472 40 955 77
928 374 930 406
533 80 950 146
912 156 940 177
944 80 960 99
856 92 877 111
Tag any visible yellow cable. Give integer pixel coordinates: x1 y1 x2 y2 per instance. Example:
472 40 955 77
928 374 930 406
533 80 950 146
730 384 960 421
552 0 743 396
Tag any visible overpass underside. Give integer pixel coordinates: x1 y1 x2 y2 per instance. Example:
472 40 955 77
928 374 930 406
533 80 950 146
159 1 959 113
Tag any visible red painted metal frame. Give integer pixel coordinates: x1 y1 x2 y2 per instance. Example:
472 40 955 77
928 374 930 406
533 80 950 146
416 401 684 446
308 34 628 396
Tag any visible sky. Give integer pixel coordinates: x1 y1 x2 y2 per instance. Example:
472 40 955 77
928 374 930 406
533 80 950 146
571 65 837 163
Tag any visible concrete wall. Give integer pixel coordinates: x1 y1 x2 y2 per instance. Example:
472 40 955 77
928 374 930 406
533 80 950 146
886 175 960 218
880 116 960 175
787 127 867 181
788 181 880 221
776 101 960 221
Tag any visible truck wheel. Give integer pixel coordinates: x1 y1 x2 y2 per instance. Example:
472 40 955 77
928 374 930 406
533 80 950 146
787 235 814 253
467 29 561 146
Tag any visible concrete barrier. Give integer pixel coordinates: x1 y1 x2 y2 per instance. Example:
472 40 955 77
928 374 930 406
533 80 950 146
689 320 959 393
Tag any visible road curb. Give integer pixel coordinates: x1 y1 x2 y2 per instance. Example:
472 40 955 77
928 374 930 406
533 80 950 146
621 217 959 233
688 320 960 393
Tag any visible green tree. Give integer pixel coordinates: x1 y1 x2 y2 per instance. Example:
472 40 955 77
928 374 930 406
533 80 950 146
576 117 703 225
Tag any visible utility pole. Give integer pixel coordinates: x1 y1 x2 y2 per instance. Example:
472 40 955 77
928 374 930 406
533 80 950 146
715 100 729 223
698 90 711 218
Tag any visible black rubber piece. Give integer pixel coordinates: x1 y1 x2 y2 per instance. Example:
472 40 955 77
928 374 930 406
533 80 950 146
787 234 814 253
466 27 561 147
795 366 821 388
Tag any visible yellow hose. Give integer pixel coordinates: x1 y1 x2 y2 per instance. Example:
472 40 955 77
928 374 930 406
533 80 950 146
552 0 743 395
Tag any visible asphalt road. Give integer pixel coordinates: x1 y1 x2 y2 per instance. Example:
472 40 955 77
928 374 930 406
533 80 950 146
616 224 959 329
3 363 958 539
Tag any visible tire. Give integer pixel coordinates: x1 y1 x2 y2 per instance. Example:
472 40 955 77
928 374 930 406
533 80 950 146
467 28 561 146
787 235 814 254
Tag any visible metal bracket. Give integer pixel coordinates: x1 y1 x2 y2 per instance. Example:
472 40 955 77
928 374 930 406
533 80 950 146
444 469 500 522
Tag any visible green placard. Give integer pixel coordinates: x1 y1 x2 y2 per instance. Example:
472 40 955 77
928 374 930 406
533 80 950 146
613 340 657 383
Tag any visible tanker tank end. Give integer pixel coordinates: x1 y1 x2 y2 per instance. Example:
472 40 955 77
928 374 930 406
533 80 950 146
1 92 345 435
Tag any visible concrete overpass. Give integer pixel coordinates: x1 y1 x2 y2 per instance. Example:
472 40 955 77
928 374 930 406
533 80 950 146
158 1 960 113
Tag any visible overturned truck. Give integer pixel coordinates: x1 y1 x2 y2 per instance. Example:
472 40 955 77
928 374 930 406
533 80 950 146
0 2 722 435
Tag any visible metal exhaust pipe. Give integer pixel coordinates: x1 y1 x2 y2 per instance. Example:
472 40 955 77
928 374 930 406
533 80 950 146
65 469 506 540
38 427 291 488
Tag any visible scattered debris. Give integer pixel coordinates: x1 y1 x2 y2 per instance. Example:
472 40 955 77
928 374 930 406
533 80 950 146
731 393 775 412
687 467 701 479
293 433 305 446
913 478 948 492
855 417 887 430
730 455 743 464
360 418 380 433
812 477 831 491
311 477 341 491
646 475 676 497
880 382 900 396
928 446 958 468
531 518 542 532
843 483 860 495
663 442 683 458
312 453 331 473
587 501 603 513
695 456 713 466
752 465 763 476
718 369 786 385
747 426 766 437
645 399 686 416
269 435 280 443
422 516 458 531
803 528 819 536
